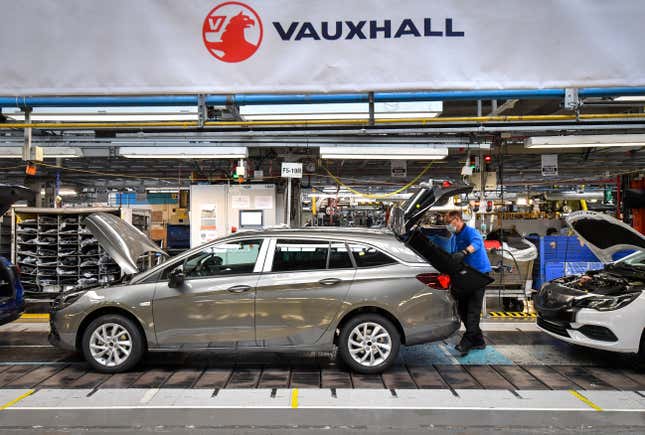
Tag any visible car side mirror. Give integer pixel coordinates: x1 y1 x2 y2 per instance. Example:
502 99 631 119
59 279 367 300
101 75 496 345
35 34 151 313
168 267 185 289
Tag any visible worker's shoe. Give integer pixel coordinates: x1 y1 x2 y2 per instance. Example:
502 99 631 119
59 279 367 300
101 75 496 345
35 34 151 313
455 339 486 356
454 340 472 356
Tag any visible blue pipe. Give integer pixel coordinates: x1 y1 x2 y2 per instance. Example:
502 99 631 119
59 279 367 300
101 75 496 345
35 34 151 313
1 87 645 109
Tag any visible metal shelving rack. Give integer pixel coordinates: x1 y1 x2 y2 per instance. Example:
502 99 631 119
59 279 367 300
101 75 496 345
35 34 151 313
12 208 123 300
0 213 11 259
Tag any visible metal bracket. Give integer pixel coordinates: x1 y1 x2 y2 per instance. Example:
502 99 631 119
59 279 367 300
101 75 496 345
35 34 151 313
368 92 375 126
564 88 582 112
22 108 32 161
197 94 207 128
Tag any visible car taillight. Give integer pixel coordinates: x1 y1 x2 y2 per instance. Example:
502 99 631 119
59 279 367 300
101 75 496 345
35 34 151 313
416 273 451 290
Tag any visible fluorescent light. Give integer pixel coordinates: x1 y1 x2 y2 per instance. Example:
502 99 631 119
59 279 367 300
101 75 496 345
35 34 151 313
118 146 248 159
525 134 645 149
57 188 77 196
0 146 81 158
613 96 645 102
319 146 448 160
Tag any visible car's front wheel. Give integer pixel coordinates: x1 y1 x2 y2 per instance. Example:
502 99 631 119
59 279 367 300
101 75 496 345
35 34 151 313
337 313 400 374
81 314 144 373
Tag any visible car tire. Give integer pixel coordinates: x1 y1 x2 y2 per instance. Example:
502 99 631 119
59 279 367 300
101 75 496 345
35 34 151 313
82 314 144 373
337 313 400 374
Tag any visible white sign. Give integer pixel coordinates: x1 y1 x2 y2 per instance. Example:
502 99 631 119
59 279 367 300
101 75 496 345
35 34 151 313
254 195 274 210
281 162 303 179
1 1 645 95
541 154 558 177
391 160 407 178
231 195 250 209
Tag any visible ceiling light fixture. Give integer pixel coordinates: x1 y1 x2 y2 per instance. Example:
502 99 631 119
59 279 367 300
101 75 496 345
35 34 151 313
118 146 248 159
0 146 82 158
319 146 449 160
524 134 645 149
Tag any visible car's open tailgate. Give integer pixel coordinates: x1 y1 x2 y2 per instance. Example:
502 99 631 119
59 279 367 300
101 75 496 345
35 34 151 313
406 229 494 292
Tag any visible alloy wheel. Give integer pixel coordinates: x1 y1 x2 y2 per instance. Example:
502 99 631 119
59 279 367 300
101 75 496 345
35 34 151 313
89 323 133 367
347 321 392 367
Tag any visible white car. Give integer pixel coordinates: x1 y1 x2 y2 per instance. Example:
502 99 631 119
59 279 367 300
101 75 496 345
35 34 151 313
534 211 645 357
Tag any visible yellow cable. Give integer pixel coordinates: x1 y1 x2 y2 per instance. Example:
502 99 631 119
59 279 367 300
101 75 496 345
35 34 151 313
322 161 433 199
1 112 645 129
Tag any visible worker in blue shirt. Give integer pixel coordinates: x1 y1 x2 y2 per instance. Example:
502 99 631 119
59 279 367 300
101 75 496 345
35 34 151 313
445 210 492 356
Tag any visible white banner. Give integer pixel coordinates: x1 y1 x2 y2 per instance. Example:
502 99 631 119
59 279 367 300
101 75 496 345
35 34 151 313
1 0 645 95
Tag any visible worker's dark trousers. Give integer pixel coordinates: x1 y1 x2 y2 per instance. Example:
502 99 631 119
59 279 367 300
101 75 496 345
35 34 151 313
455 285 486 346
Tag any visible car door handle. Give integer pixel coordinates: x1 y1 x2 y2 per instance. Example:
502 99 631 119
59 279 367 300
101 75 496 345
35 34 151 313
318 278 341 286
227 285 252 293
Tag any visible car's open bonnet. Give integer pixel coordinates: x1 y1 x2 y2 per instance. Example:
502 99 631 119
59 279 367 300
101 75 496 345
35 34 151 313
566 211 645 263
84 212 168 274
0 184 34 216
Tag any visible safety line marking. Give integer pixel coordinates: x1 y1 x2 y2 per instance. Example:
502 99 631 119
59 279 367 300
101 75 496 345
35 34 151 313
488 312 537 318
569 390 603 412
0 389 35 411
19 313 49 320
291 388 299 409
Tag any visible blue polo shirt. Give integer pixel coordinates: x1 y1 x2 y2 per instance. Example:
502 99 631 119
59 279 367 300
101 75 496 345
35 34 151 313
453 225 492 273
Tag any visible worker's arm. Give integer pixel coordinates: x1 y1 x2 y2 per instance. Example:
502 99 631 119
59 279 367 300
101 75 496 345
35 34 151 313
465 232 483 254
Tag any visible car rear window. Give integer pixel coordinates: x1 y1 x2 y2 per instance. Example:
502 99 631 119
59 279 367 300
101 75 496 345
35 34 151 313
273 239 329 272
348 244 397 268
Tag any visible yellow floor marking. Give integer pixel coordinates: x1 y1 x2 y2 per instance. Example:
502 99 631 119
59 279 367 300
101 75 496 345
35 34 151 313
19 313 49 320
486 312 536 318
291 388 299 409
569 389 603 411
0 389 35 411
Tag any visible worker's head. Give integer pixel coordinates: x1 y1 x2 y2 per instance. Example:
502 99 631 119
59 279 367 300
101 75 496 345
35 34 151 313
444 210 465 233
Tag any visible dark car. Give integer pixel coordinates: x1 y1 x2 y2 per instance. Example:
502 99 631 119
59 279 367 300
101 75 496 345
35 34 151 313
0 185 34 325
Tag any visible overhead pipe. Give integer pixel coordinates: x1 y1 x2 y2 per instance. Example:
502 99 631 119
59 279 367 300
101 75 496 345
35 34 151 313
2 87 645 109
2 112 645 130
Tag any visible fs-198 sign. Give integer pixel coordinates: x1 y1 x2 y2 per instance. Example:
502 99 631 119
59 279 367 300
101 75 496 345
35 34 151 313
281 162 303 179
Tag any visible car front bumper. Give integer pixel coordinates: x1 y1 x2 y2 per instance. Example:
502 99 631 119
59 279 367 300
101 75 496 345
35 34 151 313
48 308 78 351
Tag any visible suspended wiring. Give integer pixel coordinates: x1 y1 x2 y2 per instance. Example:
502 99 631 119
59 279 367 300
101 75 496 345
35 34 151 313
321 161 434 199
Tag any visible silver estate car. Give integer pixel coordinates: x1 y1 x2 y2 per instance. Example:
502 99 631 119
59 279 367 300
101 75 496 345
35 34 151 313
50 184 483 373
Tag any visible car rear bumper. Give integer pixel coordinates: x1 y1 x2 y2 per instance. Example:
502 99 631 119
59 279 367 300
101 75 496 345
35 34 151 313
405 319 460 346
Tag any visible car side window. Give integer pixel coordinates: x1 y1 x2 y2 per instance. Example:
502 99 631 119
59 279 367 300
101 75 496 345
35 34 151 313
348 243 397 268
168 239 262 279
329 242 353 269
272 239 329 272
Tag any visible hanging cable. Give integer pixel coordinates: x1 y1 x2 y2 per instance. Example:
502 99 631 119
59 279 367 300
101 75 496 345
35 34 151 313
321 161 434 199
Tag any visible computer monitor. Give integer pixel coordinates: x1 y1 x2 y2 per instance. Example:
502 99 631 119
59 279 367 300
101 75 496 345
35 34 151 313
239 210 263 228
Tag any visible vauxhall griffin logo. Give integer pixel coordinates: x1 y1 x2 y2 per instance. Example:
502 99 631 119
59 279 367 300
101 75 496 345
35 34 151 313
202 2 263 63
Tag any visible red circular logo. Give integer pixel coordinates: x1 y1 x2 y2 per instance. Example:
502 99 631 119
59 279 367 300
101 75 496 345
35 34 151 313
202 2 263 63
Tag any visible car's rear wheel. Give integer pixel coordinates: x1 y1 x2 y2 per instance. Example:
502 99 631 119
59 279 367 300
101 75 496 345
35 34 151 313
337 313 400 374
82 314 144 373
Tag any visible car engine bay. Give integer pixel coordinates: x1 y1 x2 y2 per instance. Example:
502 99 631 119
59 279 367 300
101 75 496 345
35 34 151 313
554 268 644 296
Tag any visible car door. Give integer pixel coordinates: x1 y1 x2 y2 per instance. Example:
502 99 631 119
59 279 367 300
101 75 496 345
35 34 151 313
153 238 266 348
254 238 355 347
